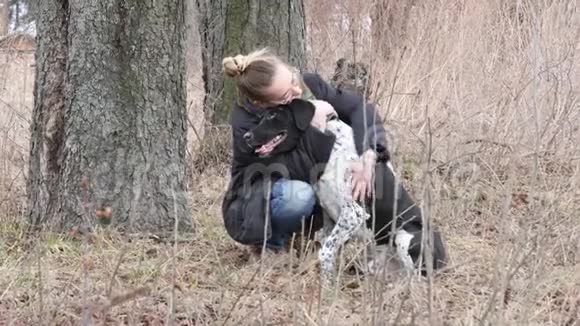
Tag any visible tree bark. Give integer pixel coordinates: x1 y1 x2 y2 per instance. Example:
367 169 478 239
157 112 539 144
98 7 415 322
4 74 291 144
195 0 227 125
14 0 18 30
197 0 307 125
28 0 192 234
0 0 9 36
371 0 415 61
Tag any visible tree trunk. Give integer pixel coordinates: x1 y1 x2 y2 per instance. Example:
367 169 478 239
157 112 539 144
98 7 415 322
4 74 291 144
0 0 9 36
197 0 307 125
195 0 227 125
371 0 415 61
28 0 192 234
14 0 18 30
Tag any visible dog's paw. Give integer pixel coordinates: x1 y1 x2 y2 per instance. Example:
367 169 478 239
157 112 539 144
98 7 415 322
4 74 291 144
319 273 339 301
395 230 417 272
318 252 335 275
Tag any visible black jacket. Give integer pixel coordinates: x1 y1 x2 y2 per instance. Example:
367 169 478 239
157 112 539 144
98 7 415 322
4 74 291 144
221 72 389 245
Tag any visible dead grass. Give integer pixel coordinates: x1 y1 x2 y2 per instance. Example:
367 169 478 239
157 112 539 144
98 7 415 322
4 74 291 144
1 165 578 325
2 0 580 324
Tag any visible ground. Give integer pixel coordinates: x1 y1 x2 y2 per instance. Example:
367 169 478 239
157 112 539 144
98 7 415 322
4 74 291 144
1 158 579 325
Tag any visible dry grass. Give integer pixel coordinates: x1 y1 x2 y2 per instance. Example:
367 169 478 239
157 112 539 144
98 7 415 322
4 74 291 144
2 0 580 324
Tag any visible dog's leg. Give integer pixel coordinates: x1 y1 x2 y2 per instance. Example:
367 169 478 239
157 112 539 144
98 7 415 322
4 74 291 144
319 200 368 286
351 226 377 274
314 155 344 285
316 120 377 285
319 210 334 247
395 228 448 276
394 229 417 273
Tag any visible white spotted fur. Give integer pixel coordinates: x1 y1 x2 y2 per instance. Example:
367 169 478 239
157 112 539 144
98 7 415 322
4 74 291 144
314 119 417 286
314 119 373 286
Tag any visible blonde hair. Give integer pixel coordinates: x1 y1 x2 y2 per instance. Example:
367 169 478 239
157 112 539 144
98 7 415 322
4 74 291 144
222 48 287 104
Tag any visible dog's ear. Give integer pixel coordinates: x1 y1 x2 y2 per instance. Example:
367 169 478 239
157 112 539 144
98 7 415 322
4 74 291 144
290 99 315 131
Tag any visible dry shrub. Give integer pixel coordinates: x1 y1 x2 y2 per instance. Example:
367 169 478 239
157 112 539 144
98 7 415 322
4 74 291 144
191 123 232 175
0 32 35 52
0 36 34 223
306 0 579 324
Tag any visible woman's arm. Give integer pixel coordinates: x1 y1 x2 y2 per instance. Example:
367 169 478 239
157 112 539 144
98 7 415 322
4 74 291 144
303 72 391 201
302 73 390 160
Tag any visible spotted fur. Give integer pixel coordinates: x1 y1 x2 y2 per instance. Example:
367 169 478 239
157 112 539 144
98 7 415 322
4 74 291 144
315 119 426 285
244 100 447 282
314 119 374 286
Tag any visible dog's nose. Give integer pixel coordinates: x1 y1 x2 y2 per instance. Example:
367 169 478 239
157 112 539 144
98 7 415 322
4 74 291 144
243 132 252 141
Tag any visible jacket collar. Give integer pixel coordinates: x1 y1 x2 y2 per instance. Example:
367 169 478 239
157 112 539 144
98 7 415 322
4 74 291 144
242 99 267 118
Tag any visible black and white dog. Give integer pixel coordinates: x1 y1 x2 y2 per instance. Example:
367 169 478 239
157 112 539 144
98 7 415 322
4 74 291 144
244 99 447 282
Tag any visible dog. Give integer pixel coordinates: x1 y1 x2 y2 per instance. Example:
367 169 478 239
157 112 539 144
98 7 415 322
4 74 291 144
245 100 374 286
244 99 448 282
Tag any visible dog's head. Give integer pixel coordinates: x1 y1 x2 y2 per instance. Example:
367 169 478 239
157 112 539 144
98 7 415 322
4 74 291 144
244 99 315 158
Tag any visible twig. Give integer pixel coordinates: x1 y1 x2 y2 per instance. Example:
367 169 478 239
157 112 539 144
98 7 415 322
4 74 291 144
302 306 320 326
392 275 414 325
221 266 262 326
479 240 539 324
385 47 408 118
37 243 43 324
186 103 203 146
80 176 92 326
259 177 272 326
0 97 31 123
102 286 151 311
106 249 127 298
167 187 179 326
462 138 515 152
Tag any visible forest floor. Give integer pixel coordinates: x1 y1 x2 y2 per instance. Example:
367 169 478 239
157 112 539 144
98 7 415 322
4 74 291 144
2 157 579 325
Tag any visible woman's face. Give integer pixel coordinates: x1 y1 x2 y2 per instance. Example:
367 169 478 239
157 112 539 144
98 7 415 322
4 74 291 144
261 64 303 107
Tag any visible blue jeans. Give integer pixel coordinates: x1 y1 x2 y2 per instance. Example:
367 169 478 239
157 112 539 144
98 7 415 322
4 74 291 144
267 179 316 249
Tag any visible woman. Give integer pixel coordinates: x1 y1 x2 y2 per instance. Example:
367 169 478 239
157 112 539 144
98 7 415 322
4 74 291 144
221 48 389 252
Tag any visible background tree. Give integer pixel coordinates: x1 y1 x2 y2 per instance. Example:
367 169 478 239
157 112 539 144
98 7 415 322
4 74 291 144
371 0 416 61
196 0 308 125
27 0 192 234
1 0 38 33
0 0 8 35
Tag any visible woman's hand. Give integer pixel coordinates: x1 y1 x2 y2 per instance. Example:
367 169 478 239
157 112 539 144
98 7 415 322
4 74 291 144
309 100 337 131
351 149 376 202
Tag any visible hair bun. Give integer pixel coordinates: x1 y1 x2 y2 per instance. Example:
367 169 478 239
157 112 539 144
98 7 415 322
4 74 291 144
222 55 250 77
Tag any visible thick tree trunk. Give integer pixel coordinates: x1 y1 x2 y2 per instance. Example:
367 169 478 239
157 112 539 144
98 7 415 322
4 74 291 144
0 0 9 36
28 0 192 234
197 0 307 125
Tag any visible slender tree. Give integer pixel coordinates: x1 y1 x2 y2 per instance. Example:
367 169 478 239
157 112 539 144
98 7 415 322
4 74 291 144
0 0 9 36
371 0 416 61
